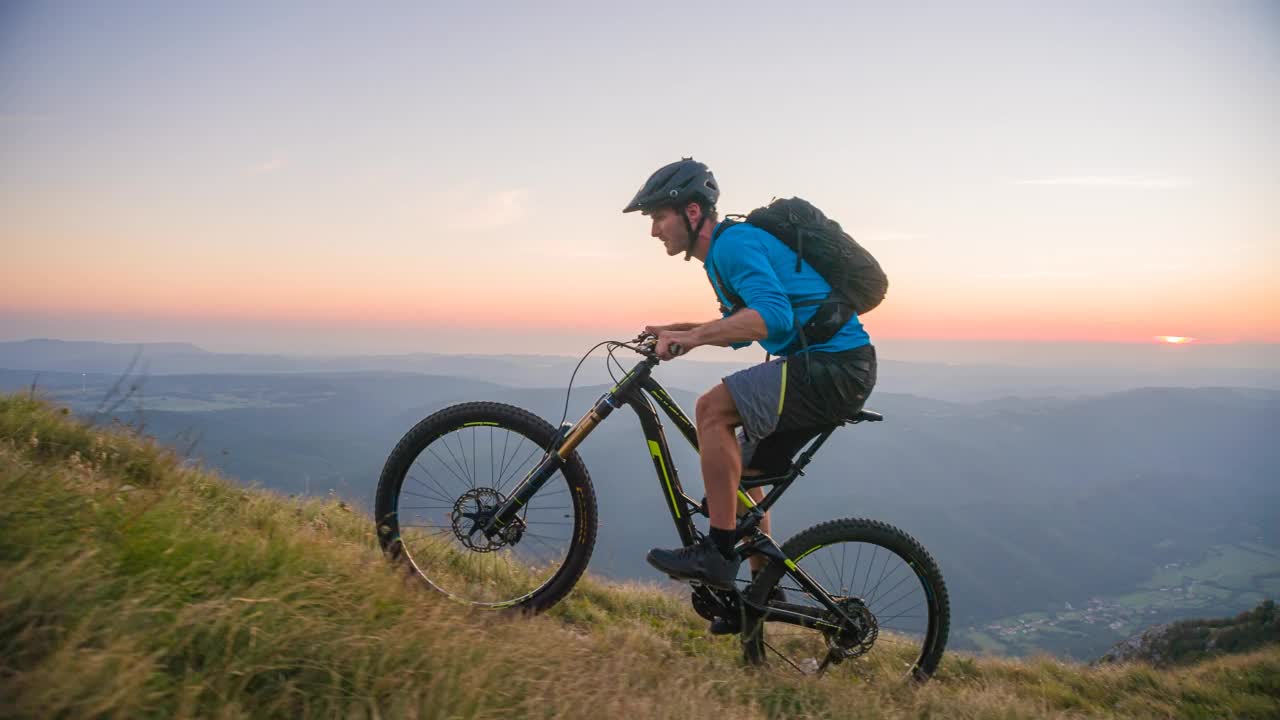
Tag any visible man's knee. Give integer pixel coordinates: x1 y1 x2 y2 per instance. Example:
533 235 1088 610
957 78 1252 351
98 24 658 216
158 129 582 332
695 384 739 431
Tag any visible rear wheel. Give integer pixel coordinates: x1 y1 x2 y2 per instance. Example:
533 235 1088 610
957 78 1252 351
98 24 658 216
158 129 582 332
741 518 949 681
375 402 598 612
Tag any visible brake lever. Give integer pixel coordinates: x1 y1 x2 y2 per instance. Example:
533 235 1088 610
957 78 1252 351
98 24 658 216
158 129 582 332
632 331 682 359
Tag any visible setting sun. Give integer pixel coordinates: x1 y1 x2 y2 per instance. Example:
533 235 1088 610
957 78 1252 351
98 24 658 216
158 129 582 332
1155 336 1196 344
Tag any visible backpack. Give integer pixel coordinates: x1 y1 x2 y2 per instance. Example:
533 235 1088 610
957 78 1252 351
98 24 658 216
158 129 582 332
710 197 888 347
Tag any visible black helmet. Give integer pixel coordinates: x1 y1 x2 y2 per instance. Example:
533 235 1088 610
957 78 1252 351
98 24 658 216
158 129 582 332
622 158 719 213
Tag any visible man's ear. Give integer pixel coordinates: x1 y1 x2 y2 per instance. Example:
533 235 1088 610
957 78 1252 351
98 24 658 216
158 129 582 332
684 201 702 224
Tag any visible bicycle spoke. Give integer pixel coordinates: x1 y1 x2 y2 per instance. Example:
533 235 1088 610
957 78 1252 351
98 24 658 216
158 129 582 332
866 563 902 606
496 429 515 485
814 550 840 592
401 486 452 504
444 431 472 488
425 446 470 488
838 542 848 594
520 533 568 558
852 543 864 595
498 442 543 494
410 461 455 501
404 520 460 532
860 546 878 597
877 603 925 625
454 430 473 487
874 585 918 616
496 444 532 492
530 488 568 500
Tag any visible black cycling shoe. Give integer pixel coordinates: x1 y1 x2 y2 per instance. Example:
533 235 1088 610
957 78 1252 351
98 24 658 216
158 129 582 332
708 579 788 635
646 536 740 591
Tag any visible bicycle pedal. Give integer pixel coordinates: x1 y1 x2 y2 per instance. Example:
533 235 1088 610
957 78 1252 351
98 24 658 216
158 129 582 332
708 615 741 635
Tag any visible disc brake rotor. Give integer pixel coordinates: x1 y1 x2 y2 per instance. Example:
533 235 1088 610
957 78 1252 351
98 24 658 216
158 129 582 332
450 488 525 552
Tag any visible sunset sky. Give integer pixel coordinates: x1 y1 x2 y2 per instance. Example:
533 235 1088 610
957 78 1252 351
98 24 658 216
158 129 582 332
2 2 1277 356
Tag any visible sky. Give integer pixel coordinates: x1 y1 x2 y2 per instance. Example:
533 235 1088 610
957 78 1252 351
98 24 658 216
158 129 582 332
1 1 1277 358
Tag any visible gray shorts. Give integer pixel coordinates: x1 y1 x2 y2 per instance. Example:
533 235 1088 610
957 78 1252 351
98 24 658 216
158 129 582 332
722 345 877 470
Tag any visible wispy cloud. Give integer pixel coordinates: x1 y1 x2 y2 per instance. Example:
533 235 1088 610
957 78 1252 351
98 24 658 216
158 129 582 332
975 270 1097 280
444 188 531 231
861 232 926 244
540 249 627 260
250 155 285 174
978 261 1191 280
1143 262 1193 272
1014 176 1191 189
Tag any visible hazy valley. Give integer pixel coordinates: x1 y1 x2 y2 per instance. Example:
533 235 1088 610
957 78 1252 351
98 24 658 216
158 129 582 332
3 339 1277 660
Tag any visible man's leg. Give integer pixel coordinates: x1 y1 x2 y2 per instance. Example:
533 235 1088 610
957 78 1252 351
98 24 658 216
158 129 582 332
694 382 743 533
643 382 744 590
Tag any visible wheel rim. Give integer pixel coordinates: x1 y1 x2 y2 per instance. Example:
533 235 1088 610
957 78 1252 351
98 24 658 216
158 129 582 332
390 423 578 608
749 539 938 679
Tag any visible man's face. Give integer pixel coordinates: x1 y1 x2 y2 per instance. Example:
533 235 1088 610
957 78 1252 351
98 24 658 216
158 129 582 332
647 204 695 257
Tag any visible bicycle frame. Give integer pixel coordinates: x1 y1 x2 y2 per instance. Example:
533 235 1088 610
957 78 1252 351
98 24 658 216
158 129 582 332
488 350 861 633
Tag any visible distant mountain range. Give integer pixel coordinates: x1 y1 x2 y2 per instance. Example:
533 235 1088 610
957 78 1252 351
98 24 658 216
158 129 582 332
2 338 1277 659
3 338 1278 403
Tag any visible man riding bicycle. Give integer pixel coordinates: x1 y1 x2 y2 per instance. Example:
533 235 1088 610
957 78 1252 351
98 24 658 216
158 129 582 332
624 158 878 615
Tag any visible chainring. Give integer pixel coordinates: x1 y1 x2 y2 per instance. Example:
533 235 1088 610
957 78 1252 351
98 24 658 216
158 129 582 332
690 586 736 622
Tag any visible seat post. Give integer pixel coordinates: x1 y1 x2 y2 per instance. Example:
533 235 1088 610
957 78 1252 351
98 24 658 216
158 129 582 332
790 428 838 475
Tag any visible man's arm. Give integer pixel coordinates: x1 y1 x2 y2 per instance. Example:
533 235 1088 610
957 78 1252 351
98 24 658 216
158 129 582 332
656 309 767 360
709 228 793 344
645 321 714 334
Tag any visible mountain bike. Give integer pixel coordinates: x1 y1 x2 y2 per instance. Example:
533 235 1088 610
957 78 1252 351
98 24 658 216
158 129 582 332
374 333 950 680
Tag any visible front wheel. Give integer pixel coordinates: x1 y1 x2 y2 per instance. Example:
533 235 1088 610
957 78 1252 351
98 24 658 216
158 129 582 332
374 401 598 612
742 518 950 681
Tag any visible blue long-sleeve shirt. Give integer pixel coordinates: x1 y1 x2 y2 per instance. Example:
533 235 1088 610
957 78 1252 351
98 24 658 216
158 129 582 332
705 222 871 356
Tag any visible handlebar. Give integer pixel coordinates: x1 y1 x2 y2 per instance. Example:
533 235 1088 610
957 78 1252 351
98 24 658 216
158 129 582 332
630 332 685 360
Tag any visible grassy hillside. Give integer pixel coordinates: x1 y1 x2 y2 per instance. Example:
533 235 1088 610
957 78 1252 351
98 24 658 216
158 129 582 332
1 394 1277 719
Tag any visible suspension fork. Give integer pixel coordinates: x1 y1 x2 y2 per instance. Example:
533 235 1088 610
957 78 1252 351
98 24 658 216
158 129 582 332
483 357 657 533
480 392 619 533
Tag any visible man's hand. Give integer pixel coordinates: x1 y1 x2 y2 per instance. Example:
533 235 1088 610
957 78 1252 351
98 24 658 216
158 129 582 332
645 310 767 359
655 330 697 361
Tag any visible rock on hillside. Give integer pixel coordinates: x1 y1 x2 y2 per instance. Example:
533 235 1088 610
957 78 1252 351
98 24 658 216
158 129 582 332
1097 600 1279 667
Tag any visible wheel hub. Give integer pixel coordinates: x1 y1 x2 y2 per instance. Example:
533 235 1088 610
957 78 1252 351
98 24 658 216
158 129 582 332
450 488 524 552
825 597 879 660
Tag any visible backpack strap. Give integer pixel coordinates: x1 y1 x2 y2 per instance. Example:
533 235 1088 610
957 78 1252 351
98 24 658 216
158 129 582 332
711 214 746 240
707 218 747 315
711 218 852 353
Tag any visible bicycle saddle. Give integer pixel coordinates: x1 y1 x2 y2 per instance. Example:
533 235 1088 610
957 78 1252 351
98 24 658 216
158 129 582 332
847 409 883 423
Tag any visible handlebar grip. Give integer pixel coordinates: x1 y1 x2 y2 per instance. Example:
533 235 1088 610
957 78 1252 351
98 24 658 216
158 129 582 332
668 342 685 357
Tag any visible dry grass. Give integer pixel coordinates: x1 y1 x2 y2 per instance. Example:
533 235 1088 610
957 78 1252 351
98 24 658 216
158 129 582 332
1 393 1276 719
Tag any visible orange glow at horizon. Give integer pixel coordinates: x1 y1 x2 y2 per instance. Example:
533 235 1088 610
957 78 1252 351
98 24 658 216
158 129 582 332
4 246 1278 345
5 288 1278 345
